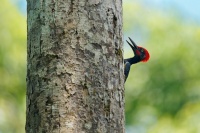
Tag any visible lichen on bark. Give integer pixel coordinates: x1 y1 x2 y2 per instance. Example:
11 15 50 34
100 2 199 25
26 0 124 133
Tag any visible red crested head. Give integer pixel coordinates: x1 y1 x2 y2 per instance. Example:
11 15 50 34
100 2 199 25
138 46 150 62
126 37 150 63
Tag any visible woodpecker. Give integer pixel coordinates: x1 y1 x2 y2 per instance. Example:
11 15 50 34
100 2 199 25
124 37 150 82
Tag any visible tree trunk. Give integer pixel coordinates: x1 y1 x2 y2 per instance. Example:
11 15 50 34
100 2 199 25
26 0 124 133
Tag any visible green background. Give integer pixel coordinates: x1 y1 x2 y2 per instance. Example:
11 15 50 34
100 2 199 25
1 0 200 132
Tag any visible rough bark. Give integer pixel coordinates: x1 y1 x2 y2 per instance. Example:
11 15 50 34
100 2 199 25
26 0 124 133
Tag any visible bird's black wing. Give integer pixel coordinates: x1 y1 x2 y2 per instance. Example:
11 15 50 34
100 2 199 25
124 61 131 82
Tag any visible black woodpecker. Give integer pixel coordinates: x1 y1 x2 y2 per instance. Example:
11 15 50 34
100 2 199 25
124 37 150 82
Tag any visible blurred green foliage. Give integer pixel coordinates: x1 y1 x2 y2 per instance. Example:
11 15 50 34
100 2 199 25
1 0 200 133
124 1 200 133
0 0 26 132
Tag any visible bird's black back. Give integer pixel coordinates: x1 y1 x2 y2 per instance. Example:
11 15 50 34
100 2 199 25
124 59 131 82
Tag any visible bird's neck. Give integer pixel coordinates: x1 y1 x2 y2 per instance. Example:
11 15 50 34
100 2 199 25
126 56 141 65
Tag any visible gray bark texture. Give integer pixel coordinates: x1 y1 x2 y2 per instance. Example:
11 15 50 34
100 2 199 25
26 0 124 133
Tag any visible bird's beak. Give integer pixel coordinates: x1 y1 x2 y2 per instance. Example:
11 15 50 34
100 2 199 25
126 37 138 51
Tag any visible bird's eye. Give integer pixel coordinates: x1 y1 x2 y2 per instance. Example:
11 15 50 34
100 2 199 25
141 49 144 52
